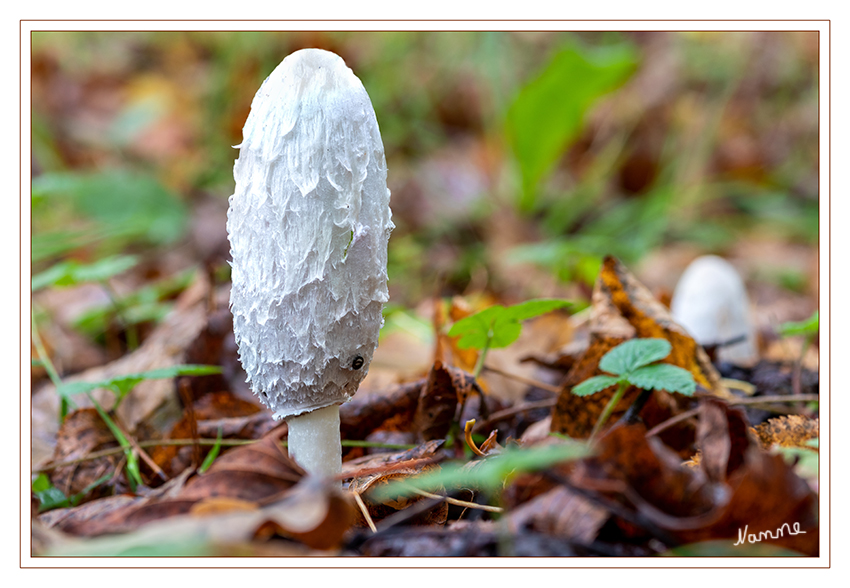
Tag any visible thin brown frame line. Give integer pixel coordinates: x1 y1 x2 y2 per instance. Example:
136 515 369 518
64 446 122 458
23 26 827 567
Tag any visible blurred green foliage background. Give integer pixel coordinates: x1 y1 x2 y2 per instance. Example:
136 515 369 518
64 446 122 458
31 31 819 340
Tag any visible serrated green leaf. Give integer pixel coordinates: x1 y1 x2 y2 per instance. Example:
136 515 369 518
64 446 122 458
571 374 621 397
599 338 672 376
628 363 696 395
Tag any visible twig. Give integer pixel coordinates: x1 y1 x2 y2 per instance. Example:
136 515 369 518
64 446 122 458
644 407 700 438
645 394 821 438
113 416 168 483
341 456 441 482
351 490 377 533
482 365 562 395
409 487 503 513
33 438 257 473
471 399 557 433
34 437 421 474
727 394 819 406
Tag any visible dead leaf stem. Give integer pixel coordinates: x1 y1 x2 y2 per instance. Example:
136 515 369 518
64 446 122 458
464 419 487 456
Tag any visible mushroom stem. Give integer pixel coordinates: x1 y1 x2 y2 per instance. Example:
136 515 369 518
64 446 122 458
286 404 342 481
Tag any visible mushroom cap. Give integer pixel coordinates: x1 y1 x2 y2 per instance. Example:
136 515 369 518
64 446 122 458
227 49 393 419
671 255 757 365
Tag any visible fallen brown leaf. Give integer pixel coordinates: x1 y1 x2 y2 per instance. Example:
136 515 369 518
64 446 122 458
415 360 461 441
48 408 125 502
552 256 725 442
347 440 448 527
506 484 609 545
150 390 267 478
568 399 818 555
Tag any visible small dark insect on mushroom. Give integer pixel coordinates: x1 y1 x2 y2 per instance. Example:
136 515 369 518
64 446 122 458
352 355 365 370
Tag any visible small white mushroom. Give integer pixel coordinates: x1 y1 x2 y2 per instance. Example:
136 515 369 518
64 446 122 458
226 49 393 479
670 255 757 365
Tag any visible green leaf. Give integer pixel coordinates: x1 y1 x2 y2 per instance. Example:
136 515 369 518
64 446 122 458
32 473 70 512
57 365 222 402
506 40 638 210
73 300 173 338
599 338 672 376
571 375 621 397
448 305 505 349
31 472 52 492
71 268 194 338
779 311 819 338
499 298 572 322
32 170 188 245
448 299 572 350
32 255 139 291
627 364 696 396
32 227 112 264
489 320 523 349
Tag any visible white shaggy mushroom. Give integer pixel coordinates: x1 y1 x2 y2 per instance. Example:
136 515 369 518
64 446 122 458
226 49 393 479
671 255 757 366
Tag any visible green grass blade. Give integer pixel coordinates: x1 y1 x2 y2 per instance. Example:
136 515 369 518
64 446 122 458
198 427 223 474
86 392 142 490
